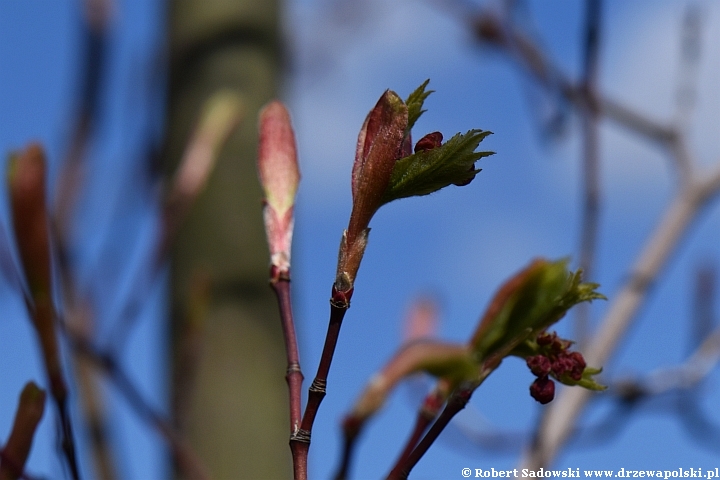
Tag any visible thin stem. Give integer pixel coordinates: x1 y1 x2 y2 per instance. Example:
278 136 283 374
386 396 442 479
31 301 80 480
269 270 304 480
60 277 118 480
333 421 360 480
293 287 353 479
387 413 433 478
56 398 80 480
390 386 474 480
74 353 116 480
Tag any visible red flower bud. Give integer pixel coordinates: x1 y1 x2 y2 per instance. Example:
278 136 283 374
414 132 443 153
530 376 555 404
567 351 586 381
526 355 551 377
551 355 574 377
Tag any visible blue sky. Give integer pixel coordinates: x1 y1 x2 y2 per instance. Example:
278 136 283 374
288 1 720 478
1 0 720 479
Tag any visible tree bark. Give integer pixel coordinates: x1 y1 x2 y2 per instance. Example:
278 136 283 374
165 1 290 477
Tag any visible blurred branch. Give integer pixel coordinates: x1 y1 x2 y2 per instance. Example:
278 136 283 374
52 5 115 475
470 10 677 145
391 385 476 479
105 91 243 352
0 383 46 480
691 264 715 351
53 0 112 247
521 169 720 469
386 382 453 479
433 2 720 469
576 0 603 345
63 324 211 480
673 4 702 131
613 325 720 399
8 144 80 479
64 300 117 480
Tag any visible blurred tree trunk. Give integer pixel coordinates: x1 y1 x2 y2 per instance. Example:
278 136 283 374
164 1 290 478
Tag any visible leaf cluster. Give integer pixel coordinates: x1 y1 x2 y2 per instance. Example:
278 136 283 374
376 80 496 205
470 259 605 365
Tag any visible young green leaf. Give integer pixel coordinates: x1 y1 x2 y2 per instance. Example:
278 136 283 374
382 129 494 204
557 366 606 391
405 79 433 133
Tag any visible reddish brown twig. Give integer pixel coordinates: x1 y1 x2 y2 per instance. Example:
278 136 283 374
0 383 46 480
390 385 475 480
292 288 352 480
270 272 304 479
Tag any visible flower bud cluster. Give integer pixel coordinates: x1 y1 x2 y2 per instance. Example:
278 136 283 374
526 331 587 404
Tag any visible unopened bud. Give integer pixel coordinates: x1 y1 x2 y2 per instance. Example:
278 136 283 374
258 101 300 275
526 355 551 377
530 376 555 404
414 132 443 153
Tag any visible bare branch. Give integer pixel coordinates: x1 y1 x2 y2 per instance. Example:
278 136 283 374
576 0 603 345
673 4 703 131
470 9 677 146
614 326 720 398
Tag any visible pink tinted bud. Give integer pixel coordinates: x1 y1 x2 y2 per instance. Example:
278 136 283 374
258 101 300 216
348 90 408 245
257 101 300 273
526 355 551 377
530 376 555 404
414 132 443 153
337 90 408 291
